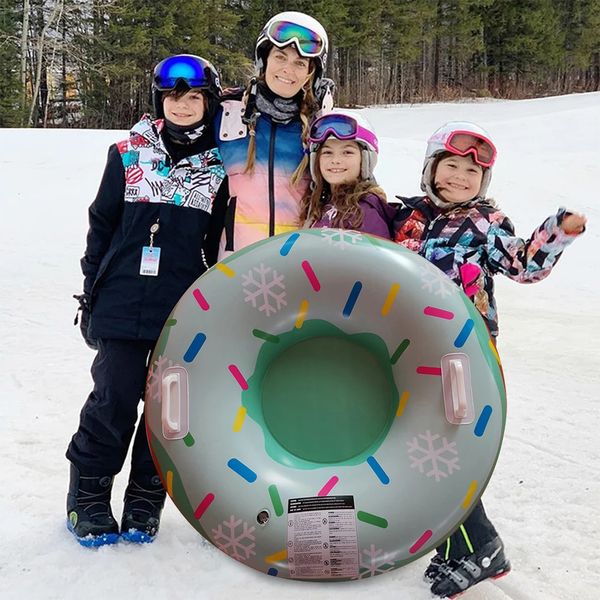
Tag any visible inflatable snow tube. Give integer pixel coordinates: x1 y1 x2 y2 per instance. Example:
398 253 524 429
145 228 506 581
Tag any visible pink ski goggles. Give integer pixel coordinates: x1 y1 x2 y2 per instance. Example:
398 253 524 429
309 113 379 152
444 131 497 167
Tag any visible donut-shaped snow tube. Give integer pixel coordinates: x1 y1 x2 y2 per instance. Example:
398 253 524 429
145 228 506 581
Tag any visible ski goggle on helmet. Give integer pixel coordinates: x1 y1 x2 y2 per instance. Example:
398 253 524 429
153 54 221 95
309 112 379 153
266 19 325 57
308 110 379 181
427 121 497 168
256 12 329 71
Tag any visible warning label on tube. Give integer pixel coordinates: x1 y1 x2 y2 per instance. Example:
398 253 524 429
287 495 359 579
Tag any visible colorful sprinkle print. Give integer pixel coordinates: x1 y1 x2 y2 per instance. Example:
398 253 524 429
454 319 475 347
391 339 410 364
228 364 248 390
462 480 478 509
192 288 210 311
227 458 257 483
216 263 235 277
301 260 320 291
357 511 388 529
317 476 339 496
416 366 442 376
193 493 215 519
232 406 247 432
343 281 362 317
424 306 455 320
409 529 433 554
268 484 284 516
295 299 309 329
474 406 493 437
396 391 410 417
367 456 390 485
252 329 280 343
381 283 400 316
183 333 206 363
265 549 287 564
280 232 300 256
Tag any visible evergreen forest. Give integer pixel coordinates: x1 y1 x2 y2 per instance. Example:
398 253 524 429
1 0 599 128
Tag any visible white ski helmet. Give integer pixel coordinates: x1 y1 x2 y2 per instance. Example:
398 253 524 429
308 109 379 182
255 11 329 93
422 121 497 207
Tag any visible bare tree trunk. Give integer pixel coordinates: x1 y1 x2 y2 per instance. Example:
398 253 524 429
28 0 63 126
20 0 31 125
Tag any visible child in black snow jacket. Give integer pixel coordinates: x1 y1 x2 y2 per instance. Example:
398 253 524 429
394 121 586 598
66 54 228 546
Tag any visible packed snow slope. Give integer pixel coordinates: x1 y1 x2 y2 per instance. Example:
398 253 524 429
1 91 598 600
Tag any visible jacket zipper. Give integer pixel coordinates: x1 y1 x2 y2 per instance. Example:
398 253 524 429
268 122 277 237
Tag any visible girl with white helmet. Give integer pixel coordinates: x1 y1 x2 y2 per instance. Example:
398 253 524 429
215 11 334 257
299 109 394 236
394 121 586 597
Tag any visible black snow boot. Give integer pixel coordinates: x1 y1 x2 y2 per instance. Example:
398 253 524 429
424 552 446 582
430 536 511 598
120 473 166 543
66 463 119 547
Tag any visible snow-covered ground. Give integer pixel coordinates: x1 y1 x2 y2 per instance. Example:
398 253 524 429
1 92 598 600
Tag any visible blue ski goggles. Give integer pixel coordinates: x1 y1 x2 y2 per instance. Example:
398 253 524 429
266 20 325 58
153 55 218 91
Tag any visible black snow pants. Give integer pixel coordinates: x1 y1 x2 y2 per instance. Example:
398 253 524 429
66 338 156 477
435 499 500 559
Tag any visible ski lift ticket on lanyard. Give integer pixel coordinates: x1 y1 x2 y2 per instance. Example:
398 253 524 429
140 246 161 276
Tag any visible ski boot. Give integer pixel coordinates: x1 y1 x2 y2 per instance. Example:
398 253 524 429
424 552 446 583
429 536 511 598
120 473 166 543
66 463 119 547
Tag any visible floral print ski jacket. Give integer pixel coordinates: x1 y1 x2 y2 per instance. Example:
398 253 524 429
393 196 580 337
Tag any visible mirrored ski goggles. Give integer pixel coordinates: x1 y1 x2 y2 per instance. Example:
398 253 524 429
266 20 325 57
309 113 378 152
154 56 215 90
444 131 497 167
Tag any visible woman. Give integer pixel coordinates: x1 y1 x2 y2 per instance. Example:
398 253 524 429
215 11 332 257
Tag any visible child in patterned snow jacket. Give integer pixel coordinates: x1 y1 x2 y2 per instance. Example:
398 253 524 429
393 121 586 598
299 109 394 238
66 55 228 548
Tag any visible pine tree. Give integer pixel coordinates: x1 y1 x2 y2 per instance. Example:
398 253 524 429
0 0 22 126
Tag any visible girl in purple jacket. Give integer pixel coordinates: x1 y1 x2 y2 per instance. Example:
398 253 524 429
299 110 394 237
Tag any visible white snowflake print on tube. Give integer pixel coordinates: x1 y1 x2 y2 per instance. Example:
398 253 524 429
419 265 457 299
407 430 460 482
211 515 256 562
356 544 396 579
320 228 363 249
242 263 287 317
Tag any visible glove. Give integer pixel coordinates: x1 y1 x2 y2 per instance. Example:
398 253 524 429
73 293 97 350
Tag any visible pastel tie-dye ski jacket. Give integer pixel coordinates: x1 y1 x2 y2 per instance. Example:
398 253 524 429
393 196 581 336
216 100 309 258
